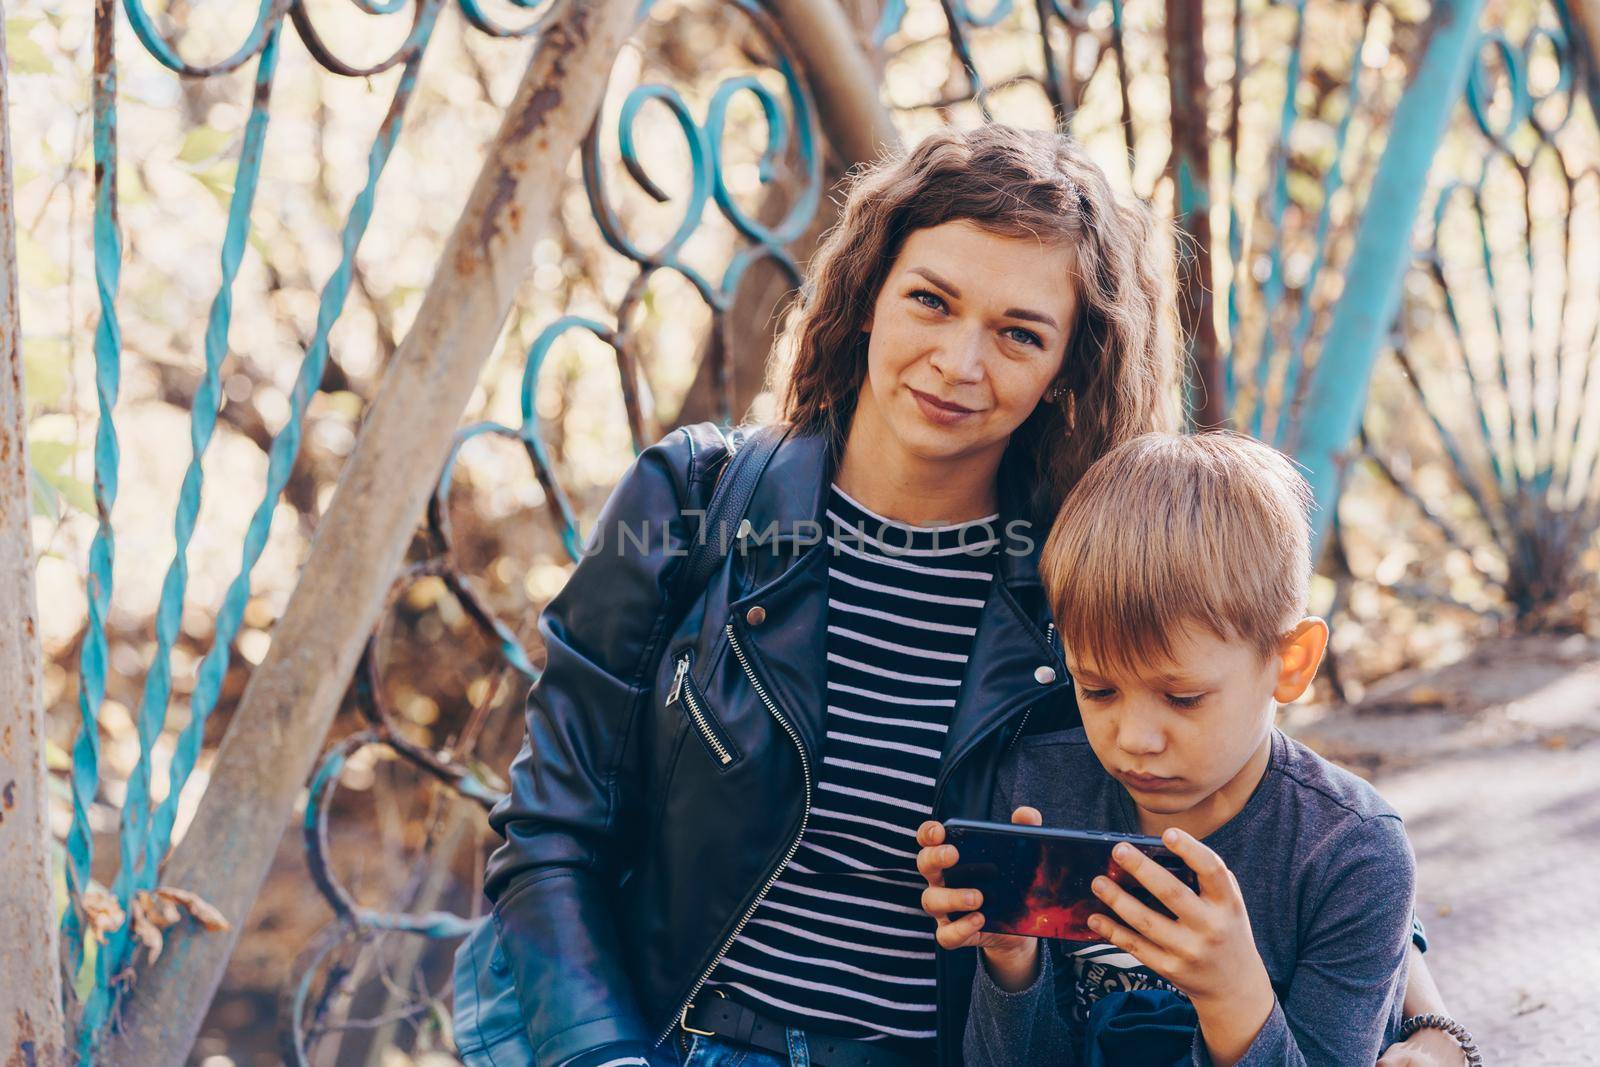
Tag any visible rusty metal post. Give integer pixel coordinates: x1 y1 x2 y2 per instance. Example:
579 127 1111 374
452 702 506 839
0 9 69 1065
102 3 638 1062
1166 0 1222 429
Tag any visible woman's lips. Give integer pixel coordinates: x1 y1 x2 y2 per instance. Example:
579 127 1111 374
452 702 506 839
909 387 979 426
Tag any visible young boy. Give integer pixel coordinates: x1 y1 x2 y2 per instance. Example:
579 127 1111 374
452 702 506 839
918 432 1418 1066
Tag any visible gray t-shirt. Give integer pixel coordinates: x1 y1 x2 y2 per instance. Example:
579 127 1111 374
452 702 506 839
964 727 1415 1067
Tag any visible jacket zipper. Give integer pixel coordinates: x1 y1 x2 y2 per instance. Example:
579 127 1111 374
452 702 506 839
1004 621 1058 758
667 653 735 766
655 621 813 1046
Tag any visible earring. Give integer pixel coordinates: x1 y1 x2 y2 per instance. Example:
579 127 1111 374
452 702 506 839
1044 383 1066 403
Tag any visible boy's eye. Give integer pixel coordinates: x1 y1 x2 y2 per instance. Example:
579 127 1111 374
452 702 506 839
1002 326 1043 348
1079 687 1117 702
1165 693 1205 709
909 289 948 312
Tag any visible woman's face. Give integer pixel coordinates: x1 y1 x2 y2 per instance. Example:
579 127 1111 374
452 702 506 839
856 219 1078 466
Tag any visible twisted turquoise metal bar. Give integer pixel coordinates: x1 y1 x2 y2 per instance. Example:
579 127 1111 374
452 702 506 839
99 31 284 1021
62 0 125 994
149 6 441 873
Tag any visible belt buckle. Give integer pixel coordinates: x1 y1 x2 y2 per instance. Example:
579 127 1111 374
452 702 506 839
678 990 724 1037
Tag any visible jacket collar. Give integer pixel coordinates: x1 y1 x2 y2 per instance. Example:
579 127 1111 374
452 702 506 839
728 424 1064 766
739 424 1045 589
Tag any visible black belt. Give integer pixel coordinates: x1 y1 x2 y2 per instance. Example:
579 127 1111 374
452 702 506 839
679 992 921 1067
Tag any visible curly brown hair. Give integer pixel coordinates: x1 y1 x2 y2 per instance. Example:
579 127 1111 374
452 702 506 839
770 124 1179 524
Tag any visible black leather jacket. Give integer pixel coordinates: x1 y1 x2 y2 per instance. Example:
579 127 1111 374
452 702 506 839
484 421 1079 1067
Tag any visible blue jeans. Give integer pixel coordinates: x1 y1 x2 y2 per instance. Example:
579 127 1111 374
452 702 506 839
453 919 813 1067
651 1030 812 1067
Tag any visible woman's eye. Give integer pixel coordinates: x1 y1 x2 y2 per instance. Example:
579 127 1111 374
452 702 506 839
1166 693 1205 709
1003 326 1043 348
910 289 947 312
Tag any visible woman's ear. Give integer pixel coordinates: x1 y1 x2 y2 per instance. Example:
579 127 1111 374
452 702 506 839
1273 617 1328 703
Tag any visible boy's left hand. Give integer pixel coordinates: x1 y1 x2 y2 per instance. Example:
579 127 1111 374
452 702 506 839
1087 828 1276 1065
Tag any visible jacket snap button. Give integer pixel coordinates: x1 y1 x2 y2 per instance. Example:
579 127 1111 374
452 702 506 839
746 605 767 626
1034 665 1056 684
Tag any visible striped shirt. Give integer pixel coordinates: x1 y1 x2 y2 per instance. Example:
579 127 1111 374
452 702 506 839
705 482 999 1057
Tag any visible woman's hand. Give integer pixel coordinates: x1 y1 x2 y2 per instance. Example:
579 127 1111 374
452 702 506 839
916 807 1043 992
1085 827 1275 1067
1375 1029 1467 1067
1378 946 1466 1066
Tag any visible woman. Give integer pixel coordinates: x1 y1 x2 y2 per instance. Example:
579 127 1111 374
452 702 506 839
458 124 1455 1067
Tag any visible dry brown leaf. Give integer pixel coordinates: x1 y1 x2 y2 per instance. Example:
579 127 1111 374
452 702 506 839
152 886 232 932
80 884 126 945
143 889 181 929
129 892 166 964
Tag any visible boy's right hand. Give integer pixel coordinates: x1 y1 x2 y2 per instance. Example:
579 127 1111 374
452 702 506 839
916 806 1043 992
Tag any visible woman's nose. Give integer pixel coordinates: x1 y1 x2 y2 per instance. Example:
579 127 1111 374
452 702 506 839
927 326 985 384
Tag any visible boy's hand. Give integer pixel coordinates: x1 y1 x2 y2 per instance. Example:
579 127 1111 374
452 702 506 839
916 807 1043 992
1086 827 1275 1067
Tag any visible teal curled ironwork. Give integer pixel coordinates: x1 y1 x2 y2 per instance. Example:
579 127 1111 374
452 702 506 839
456 0 568 39
1355 0 1600 619
287 731 492 1064
64 0 825 1058
581 0 820 440
120 0 284 75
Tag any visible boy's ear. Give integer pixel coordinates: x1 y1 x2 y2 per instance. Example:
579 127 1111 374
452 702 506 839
1273 617 1328 703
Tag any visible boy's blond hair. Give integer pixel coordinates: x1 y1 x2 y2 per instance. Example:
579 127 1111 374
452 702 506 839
1038 431 1314 675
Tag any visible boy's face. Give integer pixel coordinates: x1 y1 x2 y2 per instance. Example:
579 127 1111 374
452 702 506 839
1066 622 1285 824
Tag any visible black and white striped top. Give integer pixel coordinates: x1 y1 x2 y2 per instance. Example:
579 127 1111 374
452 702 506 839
705 482 999 1056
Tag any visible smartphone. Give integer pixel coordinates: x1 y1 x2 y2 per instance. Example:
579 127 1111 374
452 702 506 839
941 818 1198 941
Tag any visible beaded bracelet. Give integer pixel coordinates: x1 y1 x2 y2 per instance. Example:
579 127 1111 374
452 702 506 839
1398 1013 1484 1066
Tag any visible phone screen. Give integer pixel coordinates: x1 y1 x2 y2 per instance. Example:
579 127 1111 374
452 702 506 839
942 821 1198 941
